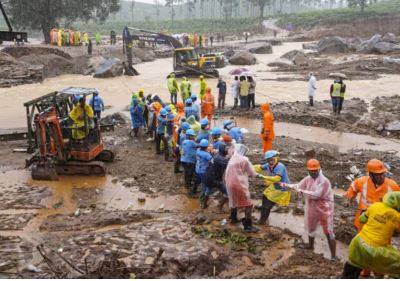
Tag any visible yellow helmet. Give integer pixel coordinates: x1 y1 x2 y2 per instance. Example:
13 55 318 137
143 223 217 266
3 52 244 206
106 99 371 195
139 88 144 94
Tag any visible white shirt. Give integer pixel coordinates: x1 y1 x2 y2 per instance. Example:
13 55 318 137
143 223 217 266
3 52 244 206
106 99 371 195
308 75 317 97
231 80 240 98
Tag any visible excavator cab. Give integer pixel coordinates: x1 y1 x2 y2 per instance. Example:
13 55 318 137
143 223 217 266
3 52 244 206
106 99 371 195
25 87 114 180
173 47 219 78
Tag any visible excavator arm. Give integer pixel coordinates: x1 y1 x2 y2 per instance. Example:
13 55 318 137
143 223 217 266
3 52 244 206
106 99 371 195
0 1 28 44
127 27 183 49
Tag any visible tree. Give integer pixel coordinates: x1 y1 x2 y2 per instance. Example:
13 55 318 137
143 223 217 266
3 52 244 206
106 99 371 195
5 0 120 44
348 0 367 12
252 0 269 30
165 0 176 29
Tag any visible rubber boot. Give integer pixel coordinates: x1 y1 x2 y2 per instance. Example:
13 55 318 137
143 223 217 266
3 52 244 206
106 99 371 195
229 208 240 224
255 208 269 225
242 218 259 233
342 262 362 279
200 194 209 209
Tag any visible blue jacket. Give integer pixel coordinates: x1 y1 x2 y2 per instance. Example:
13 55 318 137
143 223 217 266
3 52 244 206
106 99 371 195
195 149 212 174
157 115 167 135
228 127 243 144
180 139 197 164
185 106 199 121
217 80 227 95
130 99 144 128
89 96 104 112
196 129 210 143
166 113 175 136
212 140 223 150
261 162 290 191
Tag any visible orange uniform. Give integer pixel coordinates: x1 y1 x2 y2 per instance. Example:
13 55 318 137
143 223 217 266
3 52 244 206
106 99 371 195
173 103 185 148
346 176 400 232
153 102 162 127
260 103 275 153
201 88 215 125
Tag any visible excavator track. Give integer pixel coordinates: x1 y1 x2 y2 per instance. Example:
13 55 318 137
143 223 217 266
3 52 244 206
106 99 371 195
56 161 106 176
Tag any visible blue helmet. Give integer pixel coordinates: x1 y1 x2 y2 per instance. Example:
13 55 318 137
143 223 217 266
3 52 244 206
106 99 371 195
199 139 209 148
265 150 279 159
212 128 222 135
186 129 196 136
200 118 209 126
223 119 233 129
185 98 193 105
160 108 168 116
181 122 191 130
190 93 197 100
165 105 171 112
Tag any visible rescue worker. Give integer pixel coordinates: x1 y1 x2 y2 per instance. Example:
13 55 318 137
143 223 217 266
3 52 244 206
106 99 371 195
346 159 400 232
196 119 210 143
191 93 201 118
199 76 207 100
330 78 346 115
308 72 317 106
231 76 240 109
342 192 400 278
180 77 192 103
247 76 256 109
130 95 144 138
223 120 243 144
223 135 235 158
174 122 191 174
74 30 81 46
217 78 227 109
211 128 223 151
201 87 215 125
175 102 185 124
89 91 104 119
69 29 75 46
83 32 89 46
260 103 275 153
165 106 175 162
184 99 199 121
95 32 102 45
254 150 291 225
281 159 336 261
196 139 213 201
167 74 179 105
69 97 94 140
239 76 250 110
225 144 264 232
204 143 229 211
156 108 169 161
57 29 62 47
181 129 198 189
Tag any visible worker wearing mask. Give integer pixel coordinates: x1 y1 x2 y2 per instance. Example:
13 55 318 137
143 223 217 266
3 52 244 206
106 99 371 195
201 87 215 125
260 102 275 153
225 144 265 232
180 77 192 103
156 108 169 161
184 99 199 121
342 192 400 278
254 150 291 225
281 159 336 261
196 119 210 143
89 91 104 119
69 97 94 140
195 139 212 201
199 76 207 100
181 129 198 189
167 74 179 105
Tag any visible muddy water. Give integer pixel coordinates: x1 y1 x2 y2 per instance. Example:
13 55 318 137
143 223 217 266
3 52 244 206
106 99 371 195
2 42 400 128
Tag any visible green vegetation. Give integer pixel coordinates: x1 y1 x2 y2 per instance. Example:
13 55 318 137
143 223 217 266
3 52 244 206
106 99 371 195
276 0 400 29
73 18 258 35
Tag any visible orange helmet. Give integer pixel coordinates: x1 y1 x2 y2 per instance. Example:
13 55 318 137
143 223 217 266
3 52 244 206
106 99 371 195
176 102 184 111
307 159 321 171
366 159 387 174
261 103 270 113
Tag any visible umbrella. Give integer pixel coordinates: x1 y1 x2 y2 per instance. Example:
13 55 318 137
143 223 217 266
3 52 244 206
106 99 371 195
229 68 254 76
328 72 348 79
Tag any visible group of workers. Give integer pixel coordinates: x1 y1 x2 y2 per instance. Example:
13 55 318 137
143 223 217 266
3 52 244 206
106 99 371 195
49 28 103 47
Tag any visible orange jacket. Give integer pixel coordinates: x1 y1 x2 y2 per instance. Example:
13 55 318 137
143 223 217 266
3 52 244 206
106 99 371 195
153 102 162 127
201 89 215 115
261 103 275 140
346 176 400 231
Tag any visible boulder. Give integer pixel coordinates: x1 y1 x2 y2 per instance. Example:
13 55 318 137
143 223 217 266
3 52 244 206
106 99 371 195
382 33 398 43
228 51 257 65
383 57 400 65
302 42 317 50
357 34 382 53
374 42 400 54
246 43 272 54
132 48 155 62
93 58 123 78
281 50 310 66
267 58 294 67
385 120 400 132
223 48 236 59
100 112 129 125
317 36 350 53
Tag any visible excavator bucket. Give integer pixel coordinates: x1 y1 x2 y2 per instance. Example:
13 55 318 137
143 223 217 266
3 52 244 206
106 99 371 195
31 162 58 181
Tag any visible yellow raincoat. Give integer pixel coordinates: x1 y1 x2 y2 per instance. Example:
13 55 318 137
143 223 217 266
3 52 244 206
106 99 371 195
69 103 94 139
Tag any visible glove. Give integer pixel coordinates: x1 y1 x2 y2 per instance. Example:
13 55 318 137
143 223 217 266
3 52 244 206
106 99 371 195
254 164 263 173
256 174 266 179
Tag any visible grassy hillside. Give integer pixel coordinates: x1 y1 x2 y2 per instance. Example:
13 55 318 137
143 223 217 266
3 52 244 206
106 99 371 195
276 0 400 29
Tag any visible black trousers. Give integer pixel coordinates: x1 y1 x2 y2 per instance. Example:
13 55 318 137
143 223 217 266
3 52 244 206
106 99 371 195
309 96 314 106
182 162 195 188
155 133 169 160
170 93 177 105
174 147 181 172
248 94 255 108
260 195 276 221
218 93 226 109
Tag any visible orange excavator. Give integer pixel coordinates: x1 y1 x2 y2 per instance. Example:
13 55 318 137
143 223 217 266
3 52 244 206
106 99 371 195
25 87 114 180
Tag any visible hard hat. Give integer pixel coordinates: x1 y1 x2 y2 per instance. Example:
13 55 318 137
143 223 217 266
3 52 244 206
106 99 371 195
160 109 168 116
176 102 184 110
265 150 279 159
212 128 222 135
200 75 204 79
366 159 387 174
190 93 197 100
223 119 233 128
139 88 144 93
181 122 191 130
200 118 209 126
223 135 232 143
199 139 209 148
185 98 193 105
165 105 171 112
307 159 321 171
186 129 195 136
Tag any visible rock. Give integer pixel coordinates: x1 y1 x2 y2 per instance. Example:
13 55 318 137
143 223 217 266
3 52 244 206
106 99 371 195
211 251 219 259
317 36 350 53
304 149 316 158
93 58 123 78
357 34 382 53
228 51 257 65
132 48 155 62
302 42 317 50
222 48 235 59
100 112 129 125
267 58 294 67
385 120 400 131
145 257 155 265
382 33 398 43
281 50 310 66
374 42 400 54
246 42 272 54
268 39 282 46
383 57 400 65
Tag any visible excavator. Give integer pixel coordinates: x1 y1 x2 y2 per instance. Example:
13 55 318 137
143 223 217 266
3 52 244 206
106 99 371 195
124 27 222 78
25 87 114 180
0 1 28 45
